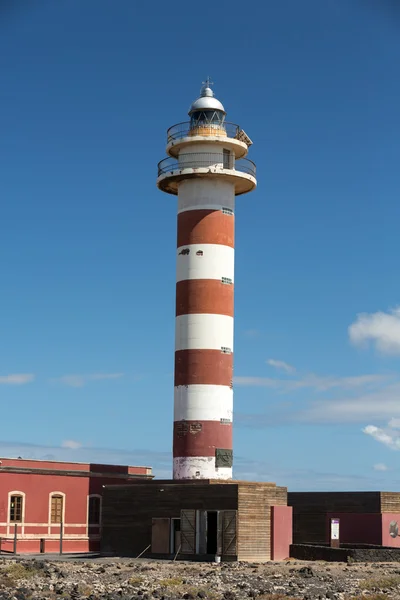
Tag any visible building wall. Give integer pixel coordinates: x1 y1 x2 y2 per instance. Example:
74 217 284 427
0 459 152 554
102 480 290 562
326 513 382 546
288 492 383 545
381 513 400 547
271 506 293 560
101 481 238 557
237 483 288 562
288 492 400 547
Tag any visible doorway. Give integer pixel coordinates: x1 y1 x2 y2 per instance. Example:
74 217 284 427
206 511 218 554
170 518 181 553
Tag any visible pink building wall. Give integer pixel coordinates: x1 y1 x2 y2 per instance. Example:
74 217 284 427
381 513 400 547
271 505 293 560
0 458 152 554
326 513 381 545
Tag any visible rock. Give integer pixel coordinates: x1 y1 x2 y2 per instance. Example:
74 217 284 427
298 567 315 578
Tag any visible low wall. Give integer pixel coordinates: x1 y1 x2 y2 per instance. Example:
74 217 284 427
291 544 400 562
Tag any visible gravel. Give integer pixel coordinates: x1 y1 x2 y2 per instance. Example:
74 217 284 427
1 556 400 599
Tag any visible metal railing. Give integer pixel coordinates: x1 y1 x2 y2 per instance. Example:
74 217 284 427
167 121 243 144
157 152 256 179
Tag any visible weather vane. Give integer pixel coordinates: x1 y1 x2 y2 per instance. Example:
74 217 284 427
202 76 213 88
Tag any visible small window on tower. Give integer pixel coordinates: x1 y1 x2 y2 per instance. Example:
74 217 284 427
221 277 233 285
221 346 232 354
222 207 234 216
222 149 231 169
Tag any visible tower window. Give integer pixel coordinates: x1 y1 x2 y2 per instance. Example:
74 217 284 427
222 207 234 216
221 346 232 354
9 495 23 522
223 149 233 169
221 277 233 285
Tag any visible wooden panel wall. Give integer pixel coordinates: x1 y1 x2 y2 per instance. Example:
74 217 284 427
288 492 383 545
381 493 400 513
237 483 287 562
101 482 238 557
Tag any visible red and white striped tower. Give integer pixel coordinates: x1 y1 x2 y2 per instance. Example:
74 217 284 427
157 80 256 480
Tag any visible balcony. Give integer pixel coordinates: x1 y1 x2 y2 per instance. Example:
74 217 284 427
157 152 257 196
165 122 253 159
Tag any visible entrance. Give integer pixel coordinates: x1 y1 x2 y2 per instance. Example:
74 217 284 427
206 511 218 554
170 518 181 553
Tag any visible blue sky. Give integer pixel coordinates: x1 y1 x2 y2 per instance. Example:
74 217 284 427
1 0 400 491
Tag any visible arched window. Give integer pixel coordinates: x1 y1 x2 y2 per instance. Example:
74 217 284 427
50 493 65 524
9 492 25 523
88 495 101 525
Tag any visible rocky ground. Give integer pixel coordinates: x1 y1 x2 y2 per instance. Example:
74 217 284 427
1 557 400 600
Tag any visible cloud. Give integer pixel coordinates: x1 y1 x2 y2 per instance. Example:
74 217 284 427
374 463 389 472
234 373 389 393
0 439 169 476
236 376 400 427
51 373 124 388
267 359 296 374
349 306 400 355
0 374 35 385
363 422 400 451
61 440 82 450
0 438 381 491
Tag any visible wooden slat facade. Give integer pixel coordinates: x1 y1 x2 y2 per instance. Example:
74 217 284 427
237 482 287 561
101 481 238 557
288 492 400 545
381 492 400 513
101 480 288 561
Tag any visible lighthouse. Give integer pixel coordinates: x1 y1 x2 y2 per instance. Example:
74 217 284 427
157 80 257 480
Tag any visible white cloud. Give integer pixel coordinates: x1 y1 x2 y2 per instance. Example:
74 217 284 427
374 463 389 471
0 374 35 385
388 418 400 429
52 373 124 388
61 440 82 450
363 422 400 451
267 359 296 374
299 382 400 424
234 373 389 393
349 306 400 355
0 438 380 491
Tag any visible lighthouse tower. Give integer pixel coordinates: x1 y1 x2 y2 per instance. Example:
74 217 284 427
157 80 256 480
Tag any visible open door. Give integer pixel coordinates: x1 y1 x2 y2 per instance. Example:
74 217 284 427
180 509 196 554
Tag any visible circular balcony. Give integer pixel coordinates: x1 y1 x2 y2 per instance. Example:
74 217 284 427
157 152 257 196
166 122 252 159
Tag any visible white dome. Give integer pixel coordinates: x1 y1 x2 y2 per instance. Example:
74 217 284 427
188 81 226 115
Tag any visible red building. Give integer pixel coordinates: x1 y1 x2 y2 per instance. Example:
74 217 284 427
0 457 153 554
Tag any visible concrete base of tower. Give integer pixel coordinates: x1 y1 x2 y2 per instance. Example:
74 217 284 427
173 456 232 480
